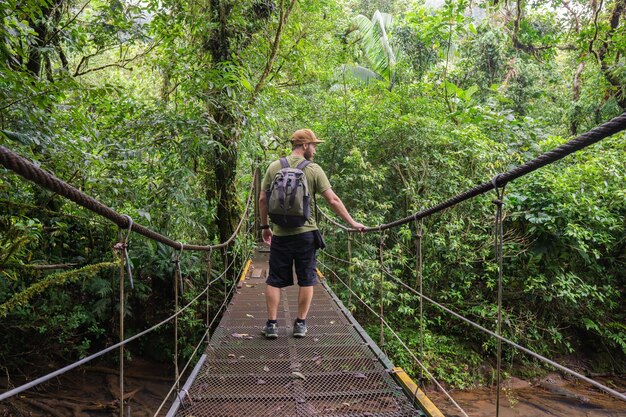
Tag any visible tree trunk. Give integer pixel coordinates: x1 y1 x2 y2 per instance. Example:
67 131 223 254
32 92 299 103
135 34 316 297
212 109 240 243
596 0 626 109
202 0 294 242
570 61 585 136
204 0 239 243
25 0 64 77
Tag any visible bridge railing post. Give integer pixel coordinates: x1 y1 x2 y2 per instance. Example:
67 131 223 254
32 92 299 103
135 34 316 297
492 179 507 417
379 232 386 348
117 233 125 417
414 219 424 381
172 246 183 394
347 233 352 309
222 247 228 303
254 166 261 242
206 248 213 333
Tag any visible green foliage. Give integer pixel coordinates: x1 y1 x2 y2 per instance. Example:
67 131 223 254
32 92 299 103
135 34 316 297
1 0 625 388
382 328 487 389
345 10 397 89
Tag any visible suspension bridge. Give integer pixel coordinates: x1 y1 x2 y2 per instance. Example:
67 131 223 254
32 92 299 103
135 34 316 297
1 113 626 417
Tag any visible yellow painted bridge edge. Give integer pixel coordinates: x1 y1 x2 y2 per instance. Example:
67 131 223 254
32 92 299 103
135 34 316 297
392 367 446 417
238 259 252 285
316 268 324 281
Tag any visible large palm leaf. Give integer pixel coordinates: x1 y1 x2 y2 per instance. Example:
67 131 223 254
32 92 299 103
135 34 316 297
352 10 396 88
339 63 383 85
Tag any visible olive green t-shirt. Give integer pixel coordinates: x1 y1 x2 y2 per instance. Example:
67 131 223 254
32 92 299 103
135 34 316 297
262 156 332 236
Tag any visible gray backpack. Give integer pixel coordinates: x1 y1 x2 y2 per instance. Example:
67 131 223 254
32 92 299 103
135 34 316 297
267 157 311 227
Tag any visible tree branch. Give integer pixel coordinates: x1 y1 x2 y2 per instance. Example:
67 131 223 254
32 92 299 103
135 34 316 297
589 0 604 61
250 0 297 105
47 0 92 44
573 61 585 102
73 39 160 77
561 0 581 33
266 31 308 85
0 263 78 271
597 0 625 62
0 90 52 112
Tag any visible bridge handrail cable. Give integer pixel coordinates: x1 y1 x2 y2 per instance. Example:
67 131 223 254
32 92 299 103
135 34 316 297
378 264 626 402
318 247 626 402
153 257 245 416
319 112 626 232
0 144 257 251
0 145 257 402
317 258 470 417
0 259 238 402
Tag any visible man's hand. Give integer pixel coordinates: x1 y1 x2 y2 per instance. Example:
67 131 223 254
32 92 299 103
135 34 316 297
262 228 273 245
351 221 366 232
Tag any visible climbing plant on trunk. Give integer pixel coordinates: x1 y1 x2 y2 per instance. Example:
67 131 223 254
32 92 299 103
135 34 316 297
153 0 298 242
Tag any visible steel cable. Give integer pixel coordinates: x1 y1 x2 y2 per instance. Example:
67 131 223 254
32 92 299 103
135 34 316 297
493 182 507 417
0 145 257 251
319 249 353 264
377 265 626 402
317 259 470 417
318 111 626 232
0 252 239 402
153 260 245 417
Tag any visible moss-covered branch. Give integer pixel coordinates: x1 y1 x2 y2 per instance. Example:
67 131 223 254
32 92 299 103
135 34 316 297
0 261 121 317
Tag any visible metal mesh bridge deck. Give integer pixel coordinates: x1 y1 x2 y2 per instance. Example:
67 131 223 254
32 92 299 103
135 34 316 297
168 249 431 417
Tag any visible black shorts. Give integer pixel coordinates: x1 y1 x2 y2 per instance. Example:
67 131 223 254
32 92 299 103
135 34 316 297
266 231 318 288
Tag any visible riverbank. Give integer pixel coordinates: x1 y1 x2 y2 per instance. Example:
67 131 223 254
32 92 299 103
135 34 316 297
427 373 626 417
0 359 174 416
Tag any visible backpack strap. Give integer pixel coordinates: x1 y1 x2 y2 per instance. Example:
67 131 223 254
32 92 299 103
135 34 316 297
287 160 311 209
281 158 311 208
296 160 311 170
277 158 290 208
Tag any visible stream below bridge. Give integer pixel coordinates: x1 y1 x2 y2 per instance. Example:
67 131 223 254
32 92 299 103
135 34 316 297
1 361 625 416
428 373 626 417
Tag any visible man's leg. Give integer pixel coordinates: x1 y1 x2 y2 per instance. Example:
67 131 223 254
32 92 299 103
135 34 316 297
262 285 281 339
264 234 294 339
293 285 313 338
266 284 281 320
297 285 314 320
293 232 317 338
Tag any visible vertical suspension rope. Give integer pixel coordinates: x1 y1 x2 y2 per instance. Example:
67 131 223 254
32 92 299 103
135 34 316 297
415 219 424 380
254 166 261 241
330 230 335 284
117 233 125 417
348 233 353 308
492 176 507 417
379 232 386 348
206 248 213 331
231 241 237 287
113 216 133 417
222 247 228 303
173 243 184 392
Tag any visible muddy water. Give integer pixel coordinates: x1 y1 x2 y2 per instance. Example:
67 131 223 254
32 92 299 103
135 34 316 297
0 359 175 417
427 374 626 417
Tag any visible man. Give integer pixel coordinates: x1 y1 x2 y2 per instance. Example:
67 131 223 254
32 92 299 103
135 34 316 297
258 128 365 339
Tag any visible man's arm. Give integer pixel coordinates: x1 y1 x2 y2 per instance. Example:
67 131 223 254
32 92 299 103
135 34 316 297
321 188 365 231
259 191 272 244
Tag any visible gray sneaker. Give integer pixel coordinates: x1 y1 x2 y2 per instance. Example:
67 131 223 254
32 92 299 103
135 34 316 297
293 320 307 338
262 322 278 339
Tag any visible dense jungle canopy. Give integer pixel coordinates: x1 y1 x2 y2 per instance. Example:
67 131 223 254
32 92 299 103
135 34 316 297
1 0 625 388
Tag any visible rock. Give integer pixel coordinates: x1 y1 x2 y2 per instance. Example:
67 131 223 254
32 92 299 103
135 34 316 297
501 377 531 390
